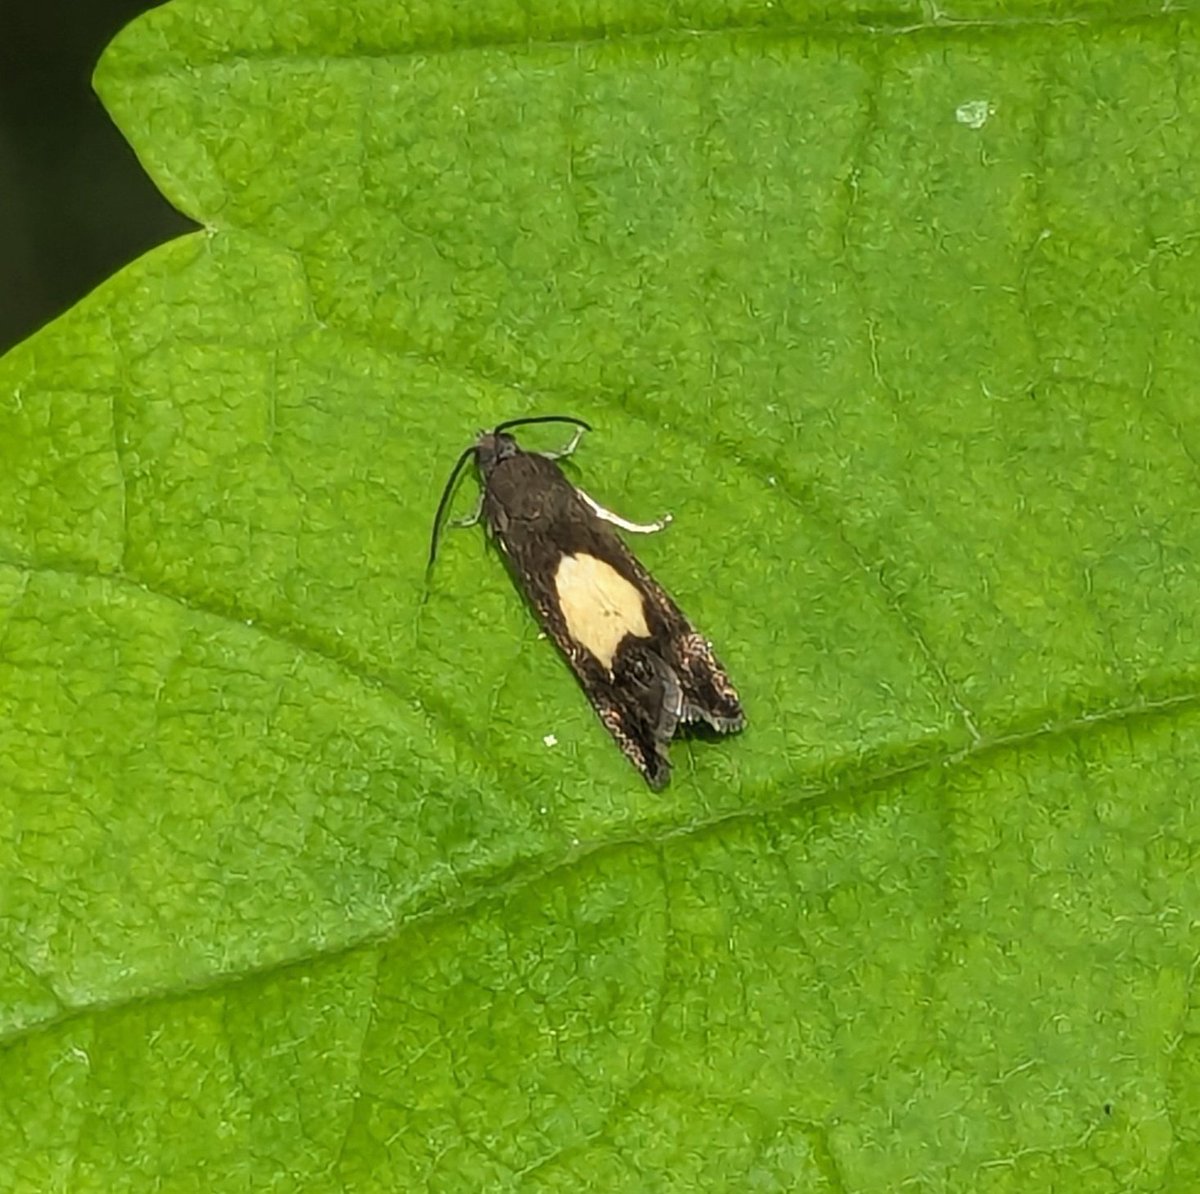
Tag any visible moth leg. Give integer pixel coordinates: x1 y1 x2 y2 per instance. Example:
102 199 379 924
539 425 588 461
449 494 484 529
576 487 673 534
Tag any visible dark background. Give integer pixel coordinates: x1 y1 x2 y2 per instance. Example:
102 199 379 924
0 0 195 356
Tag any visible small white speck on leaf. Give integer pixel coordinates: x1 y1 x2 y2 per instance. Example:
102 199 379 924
955 99 993 130
543 733 558 747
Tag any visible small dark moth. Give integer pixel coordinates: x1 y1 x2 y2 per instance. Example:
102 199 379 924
428 416 745 789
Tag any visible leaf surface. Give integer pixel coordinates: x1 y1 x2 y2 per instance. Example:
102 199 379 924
3 1 1200 1188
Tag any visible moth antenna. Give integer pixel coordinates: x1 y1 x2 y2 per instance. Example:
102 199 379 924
492 414 592 436
428 444 479 572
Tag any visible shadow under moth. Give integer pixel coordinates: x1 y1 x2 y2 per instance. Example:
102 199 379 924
428 416 745 789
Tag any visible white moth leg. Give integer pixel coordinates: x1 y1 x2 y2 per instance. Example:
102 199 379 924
539 426 587 461
576 487 673 534
450 494 484 529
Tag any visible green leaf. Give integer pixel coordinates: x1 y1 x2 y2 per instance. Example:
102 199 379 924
3 0 1200 1188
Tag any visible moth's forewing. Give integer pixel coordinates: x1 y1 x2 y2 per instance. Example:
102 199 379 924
477 433 743 788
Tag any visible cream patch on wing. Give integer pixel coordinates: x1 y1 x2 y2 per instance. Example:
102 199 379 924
555 553 649 670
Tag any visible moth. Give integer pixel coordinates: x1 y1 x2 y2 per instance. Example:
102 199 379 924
428 416 745 789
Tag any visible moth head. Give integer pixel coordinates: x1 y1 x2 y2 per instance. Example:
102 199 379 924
473 430 520 477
